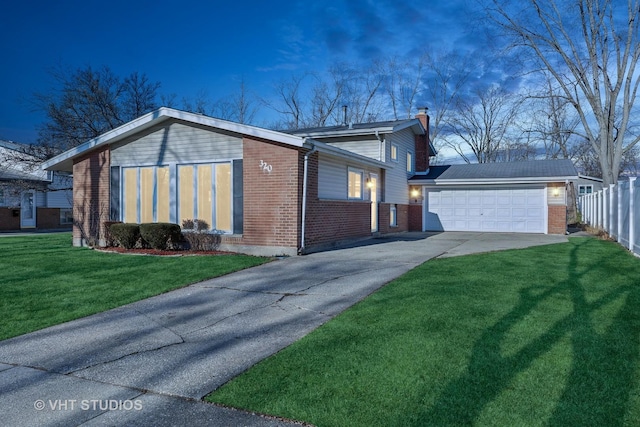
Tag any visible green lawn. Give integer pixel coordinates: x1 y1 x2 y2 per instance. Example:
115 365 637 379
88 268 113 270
208 237 640 426
0 233 268 341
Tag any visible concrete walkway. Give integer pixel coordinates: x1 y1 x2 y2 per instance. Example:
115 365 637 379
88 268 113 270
0 232 569 426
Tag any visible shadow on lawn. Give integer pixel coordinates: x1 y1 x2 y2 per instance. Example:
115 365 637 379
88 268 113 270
414 239 640 426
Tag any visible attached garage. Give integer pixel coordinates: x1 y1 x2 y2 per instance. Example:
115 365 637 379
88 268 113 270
410 160 579 235
423 185 546 233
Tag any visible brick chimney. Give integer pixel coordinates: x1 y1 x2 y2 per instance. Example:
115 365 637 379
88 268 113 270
414 107 431 172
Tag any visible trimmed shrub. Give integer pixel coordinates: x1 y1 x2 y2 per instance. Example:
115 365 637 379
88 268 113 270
181 218 221 251
139 223 182 250
103 221 122 247
182 218 210 231
110 223 140 249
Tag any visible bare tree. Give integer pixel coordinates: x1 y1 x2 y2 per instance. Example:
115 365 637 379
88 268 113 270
422 50 474 146
520 75 581 159
33 65 160 159
444 85 523 163
486 0 640 185
385 55 426 120
264 73 309 130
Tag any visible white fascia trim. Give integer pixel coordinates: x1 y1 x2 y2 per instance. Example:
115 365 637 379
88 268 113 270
413 176 579 186
309 139 388 169
392 119 424 134
42 107 305 171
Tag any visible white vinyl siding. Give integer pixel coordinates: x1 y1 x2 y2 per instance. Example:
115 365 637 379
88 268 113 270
111 120 242 166
321 137 383 161
318 154 381 201
384 129 415 205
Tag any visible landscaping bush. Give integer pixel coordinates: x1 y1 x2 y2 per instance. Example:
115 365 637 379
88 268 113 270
109 223 140 249
181 218 222 251
103 221 122 247
139 223 182 250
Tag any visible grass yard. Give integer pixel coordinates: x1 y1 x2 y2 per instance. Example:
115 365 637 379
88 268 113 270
0 233 268 341
208 237 640 426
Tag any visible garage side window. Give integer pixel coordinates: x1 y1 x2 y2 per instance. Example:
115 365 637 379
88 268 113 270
578 185 593 195
348 168 363 200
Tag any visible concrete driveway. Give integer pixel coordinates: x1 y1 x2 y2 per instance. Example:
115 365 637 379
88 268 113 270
0 232 568 426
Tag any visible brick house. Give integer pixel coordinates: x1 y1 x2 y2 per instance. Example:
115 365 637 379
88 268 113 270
0 140 72 231
42 107 577 255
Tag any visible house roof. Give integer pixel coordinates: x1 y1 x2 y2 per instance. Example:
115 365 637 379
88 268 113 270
42 107 388 172
409 159 579 185
42 108 309 172
0 140 49 182
288 119 424 137
577 174 604 183
288 118 437 156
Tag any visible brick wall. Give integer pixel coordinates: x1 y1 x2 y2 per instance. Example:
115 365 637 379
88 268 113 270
242 136 302 249
548 205 567 234
302 151 372 249
409 204 422 231
72 146 110 246
36 208 72 229
0 208 20 230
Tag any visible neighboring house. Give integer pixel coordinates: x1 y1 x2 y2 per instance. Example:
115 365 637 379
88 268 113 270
409 160 578 234
0 140 73 231
42 107 577 255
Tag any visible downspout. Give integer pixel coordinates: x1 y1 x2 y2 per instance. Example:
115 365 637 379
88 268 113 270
300 140 317 254
375 130 384 161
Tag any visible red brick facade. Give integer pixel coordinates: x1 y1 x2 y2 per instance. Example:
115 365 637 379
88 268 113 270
302 151 372 250
0 208 20 230
72 146 111 246
414 110 431 173
548 205 567 234
36 208 72 230
241 136 303 249
408 204 423 231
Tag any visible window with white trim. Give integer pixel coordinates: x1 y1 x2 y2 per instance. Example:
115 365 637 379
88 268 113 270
407 151 414 173
391 144 398 162
60 208 73 225
348 168 364 200
578 185 593 195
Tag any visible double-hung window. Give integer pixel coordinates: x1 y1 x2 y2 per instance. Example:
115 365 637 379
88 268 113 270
407 151 414 173
348 168 364 199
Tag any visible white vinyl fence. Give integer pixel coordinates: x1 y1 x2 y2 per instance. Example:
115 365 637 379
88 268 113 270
580 177 639 256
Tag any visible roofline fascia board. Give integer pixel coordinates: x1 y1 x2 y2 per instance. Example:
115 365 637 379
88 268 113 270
392 119 425 134
42 107 305 170
295 128 395 138
411 176 579 185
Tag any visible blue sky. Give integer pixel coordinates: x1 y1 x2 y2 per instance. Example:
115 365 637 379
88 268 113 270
0 0 485 144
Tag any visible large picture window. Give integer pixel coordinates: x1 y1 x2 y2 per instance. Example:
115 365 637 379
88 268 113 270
178 163 231 231
348 168 363 199
122 162 232 232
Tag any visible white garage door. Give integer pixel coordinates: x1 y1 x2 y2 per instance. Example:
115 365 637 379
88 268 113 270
424 186 547 233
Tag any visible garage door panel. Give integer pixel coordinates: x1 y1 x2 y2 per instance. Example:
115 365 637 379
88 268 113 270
425 186 547 233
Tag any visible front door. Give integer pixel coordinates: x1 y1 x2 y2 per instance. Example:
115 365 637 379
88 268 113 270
370 173 378 232
20 190 36 228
